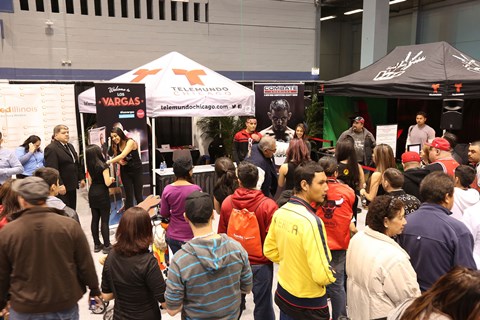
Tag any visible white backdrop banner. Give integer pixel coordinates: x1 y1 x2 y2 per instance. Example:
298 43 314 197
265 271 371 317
0 84 78 151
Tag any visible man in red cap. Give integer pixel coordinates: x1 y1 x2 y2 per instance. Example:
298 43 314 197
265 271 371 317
401 151 429 200
424 138 459 177
338 116 376 167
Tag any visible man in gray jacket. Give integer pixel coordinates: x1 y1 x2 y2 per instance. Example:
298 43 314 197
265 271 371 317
338 116 376 167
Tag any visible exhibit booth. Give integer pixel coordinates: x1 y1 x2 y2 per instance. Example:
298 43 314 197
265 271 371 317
77 51 255 195
321 41 480 149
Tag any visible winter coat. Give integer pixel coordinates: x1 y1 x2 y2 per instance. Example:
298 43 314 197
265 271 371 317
346 227 421 320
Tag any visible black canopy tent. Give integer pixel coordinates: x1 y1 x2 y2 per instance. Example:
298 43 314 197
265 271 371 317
323 41 480 99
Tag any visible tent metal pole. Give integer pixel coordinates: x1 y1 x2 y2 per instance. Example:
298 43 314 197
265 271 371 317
314 1 321 72
192 118 195 153
79 113 89 190
151 117 156 196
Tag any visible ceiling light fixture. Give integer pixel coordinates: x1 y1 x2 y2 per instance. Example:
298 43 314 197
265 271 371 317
320 15 336 21
344 9 363 15
389 0 407 4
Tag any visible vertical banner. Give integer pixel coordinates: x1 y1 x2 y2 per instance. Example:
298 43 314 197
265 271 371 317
0 84 77 151
254 83 305 164
95 83 150 187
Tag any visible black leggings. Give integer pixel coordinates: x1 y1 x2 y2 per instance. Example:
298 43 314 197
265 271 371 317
91 207 110 247
120 167 144 209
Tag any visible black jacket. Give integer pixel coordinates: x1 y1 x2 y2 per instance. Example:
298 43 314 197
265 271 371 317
246 144 277 198
45 140 84 191
403 167 429 201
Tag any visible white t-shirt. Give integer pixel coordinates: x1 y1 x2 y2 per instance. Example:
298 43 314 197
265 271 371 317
406 124 435 148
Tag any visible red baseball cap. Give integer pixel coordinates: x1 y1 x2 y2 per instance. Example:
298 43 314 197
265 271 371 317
425 138 451 151
401 151 421 163
353 116 365 124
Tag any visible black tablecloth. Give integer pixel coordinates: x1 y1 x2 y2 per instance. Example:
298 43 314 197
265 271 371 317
155 169 215 197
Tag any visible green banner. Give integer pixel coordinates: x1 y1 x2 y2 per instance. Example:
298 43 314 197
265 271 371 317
323 96 389 146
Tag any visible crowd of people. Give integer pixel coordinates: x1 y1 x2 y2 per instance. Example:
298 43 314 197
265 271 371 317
1 110 480 320
0 123 149 319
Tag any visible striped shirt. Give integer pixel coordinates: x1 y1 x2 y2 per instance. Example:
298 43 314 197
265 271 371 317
166 234 252 319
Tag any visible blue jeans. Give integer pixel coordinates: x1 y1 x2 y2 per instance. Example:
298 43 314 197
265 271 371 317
251 264 275 320
166 236 186 256
326 250 347 320
10 305 79 320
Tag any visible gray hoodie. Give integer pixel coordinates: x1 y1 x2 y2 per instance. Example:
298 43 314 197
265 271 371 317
46 196 80 223
166 234 252 319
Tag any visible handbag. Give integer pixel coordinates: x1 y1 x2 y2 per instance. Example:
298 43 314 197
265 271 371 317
153 223 168 251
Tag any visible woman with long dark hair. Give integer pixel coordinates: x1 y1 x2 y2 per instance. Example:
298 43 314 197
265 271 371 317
213 157 238 214
86 144 115 253
101 207 166 320
160 157 201 255
276 139 311 206
335 136 365 193
293 123 311 153
15 135 44 178
388 267 480 320
278 138 310 190
347 195 420 320
107 127 143 209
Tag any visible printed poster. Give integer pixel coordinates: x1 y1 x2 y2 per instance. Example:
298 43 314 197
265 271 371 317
254 83 305 165
95 83 150 185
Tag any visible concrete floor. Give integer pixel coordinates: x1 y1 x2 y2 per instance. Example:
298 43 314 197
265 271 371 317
77 189 366 319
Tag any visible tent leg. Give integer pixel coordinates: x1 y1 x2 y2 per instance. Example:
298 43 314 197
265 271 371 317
80 113 89 191
151 117 156 196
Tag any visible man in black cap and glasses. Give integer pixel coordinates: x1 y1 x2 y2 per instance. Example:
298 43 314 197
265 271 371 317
338 116 376 167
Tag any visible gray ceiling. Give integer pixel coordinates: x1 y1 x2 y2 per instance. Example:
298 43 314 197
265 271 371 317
318 0 447 21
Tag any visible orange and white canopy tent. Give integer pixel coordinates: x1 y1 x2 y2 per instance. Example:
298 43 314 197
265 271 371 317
78 51 255 117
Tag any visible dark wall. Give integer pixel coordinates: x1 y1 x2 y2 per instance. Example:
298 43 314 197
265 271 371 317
396 98 480 150
154 117 192 147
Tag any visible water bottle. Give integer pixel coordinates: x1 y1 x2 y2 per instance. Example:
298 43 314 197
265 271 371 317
89 297 96 311
361 195 367 208
160 161 166 172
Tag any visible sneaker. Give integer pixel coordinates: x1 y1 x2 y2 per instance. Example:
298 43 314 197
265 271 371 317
94 244 104 253
102 246 111 254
